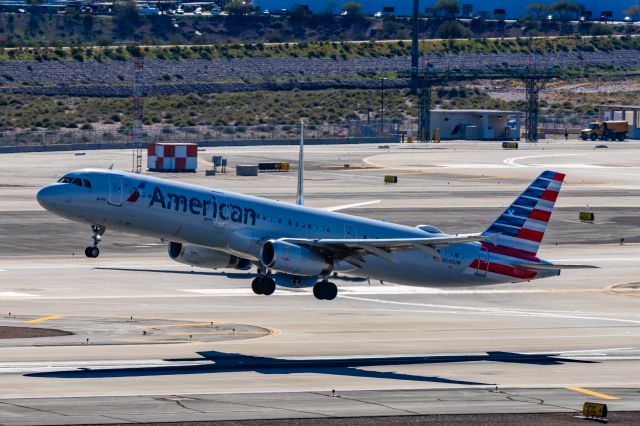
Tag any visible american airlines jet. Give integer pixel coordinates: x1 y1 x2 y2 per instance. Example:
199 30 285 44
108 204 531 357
36 166 590 300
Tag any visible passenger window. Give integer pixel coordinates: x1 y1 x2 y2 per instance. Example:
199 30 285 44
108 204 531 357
72 178 83 187
83 179 92 188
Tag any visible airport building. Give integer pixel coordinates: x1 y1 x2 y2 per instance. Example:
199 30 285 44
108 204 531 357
598 105 640 139
255 1 633 20
431 109 520 140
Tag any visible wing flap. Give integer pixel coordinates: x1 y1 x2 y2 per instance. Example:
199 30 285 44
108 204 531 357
283 234 489 249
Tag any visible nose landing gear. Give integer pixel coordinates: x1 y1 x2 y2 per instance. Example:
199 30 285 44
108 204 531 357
313 280 338 301
85 225 105 258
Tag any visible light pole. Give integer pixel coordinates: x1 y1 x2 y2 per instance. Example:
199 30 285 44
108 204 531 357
380 77 386 138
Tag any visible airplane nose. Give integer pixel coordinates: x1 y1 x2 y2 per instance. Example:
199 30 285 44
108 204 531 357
36 184 63 211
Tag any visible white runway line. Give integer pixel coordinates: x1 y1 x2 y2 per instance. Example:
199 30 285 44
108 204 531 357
0 292 38 298
0 359 212 374
503 153 585 167
339 295 640 325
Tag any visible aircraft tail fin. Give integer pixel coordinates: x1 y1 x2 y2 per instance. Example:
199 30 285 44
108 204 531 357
482 170 565 257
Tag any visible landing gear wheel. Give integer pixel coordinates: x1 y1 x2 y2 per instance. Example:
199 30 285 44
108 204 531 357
252 276 276 296
262 277 276 296
85 246 99 258
313 281 338 301
313 283 325 300
251 277 264 295
85 225 105 258
324 282 338 300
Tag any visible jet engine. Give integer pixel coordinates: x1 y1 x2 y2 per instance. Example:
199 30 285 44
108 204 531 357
168 242 252 270
260 240 332 276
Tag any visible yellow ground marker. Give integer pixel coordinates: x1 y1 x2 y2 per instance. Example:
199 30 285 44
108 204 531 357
566 387 619 400
27 315 63 324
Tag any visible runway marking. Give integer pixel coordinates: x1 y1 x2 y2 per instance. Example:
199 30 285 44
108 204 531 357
566 387 619 400
503 153 585 167
116 339 204 344
26 315 63 324
168 331 268 335
339 295 640 325
0 292 38 298
142 322 225 328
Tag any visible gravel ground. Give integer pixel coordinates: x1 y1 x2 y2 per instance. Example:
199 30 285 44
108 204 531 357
1 50 640 96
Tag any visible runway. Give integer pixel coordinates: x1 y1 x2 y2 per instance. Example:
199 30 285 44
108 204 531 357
0 140 639 424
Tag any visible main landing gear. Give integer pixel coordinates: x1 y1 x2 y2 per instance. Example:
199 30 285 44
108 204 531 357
313 280 338 301
252 275 276 296
85 225 105 258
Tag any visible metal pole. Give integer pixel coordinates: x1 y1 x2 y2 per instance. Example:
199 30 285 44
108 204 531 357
296 119 304 206
410 0 420 94
380 77 386 138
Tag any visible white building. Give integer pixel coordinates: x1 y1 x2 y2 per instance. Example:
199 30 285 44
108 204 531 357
431 109 520 140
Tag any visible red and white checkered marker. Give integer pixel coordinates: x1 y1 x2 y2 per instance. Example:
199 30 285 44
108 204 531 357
147 143 198 172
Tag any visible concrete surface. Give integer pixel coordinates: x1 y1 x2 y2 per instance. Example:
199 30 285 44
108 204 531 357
0 140 638 424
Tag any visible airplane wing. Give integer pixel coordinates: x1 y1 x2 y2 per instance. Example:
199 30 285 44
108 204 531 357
281 235 490 265
322 200 380 212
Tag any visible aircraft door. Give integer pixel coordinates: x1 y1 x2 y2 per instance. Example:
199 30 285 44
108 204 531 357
107 175 124 206
475 245 489 277
344 224 357 239
213 192 227 229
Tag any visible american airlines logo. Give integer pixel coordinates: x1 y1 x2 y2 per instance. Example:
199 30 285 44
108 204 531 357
148 186 257 225
126 182 146 203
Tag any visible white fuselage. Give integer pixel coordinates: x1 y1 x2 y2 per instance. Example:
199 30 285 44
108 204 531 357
37 169 556 287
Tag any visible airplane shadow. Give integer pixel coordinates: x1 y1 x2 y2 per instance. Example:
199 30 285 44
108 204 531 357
25 350 597 385
95 268 367 283
94 267 253 279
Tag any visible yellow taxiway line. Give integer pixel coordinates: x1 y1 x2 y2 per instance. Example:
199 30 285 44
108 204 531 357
26 315 63 324
566 387 619 400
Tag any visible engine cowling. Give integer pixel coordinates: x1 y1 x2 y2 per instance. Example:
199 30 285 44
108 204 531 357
168 242 252 270
260 240 332 276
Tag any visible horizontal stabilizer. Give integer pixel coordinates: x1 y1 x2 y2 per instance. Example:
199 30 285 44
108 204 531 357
513 263 599 271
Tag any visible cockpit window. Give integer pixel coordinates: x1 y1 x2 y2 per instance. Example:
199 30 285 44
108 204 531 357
72 178 83 187
83 179 92 188
57 176 73 184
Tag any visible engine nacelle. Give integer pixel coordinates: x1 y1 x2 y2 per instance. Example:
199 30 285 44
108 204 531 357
260 240 332 277
168 242 252 270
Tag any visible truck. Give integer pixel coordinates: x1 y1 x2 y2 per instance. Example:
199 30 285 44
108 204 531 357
580 120 629 141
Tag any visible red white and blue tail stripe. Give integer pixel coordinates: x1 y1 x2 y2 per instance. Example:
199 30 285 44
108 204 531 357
481 170 565 258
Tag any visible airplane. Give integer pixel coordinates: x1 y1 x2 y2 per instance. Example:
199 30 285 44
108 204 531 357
36 160 595 301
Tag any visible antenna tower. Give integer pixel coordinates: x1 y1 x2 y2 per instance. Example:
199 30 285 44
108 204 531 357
132 55 144 173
